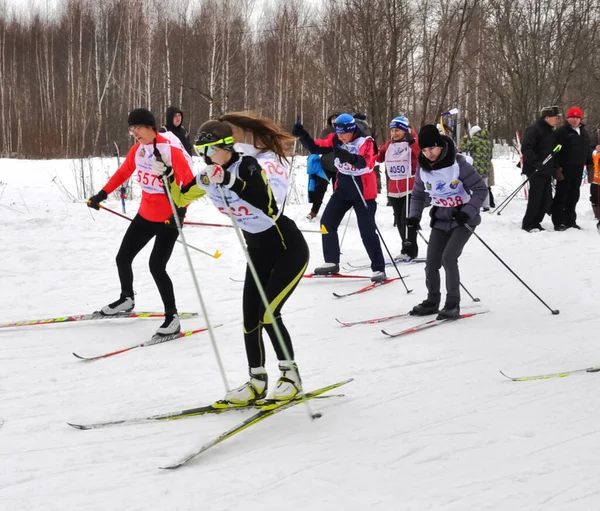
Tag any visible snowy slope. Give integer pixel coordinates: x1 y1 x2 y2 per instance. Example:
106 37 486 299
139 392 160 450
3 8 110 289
1 155 600 511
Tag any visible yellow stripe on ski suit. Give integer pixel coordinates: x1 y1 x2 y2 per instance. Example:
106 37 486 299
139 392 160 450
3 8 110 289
261 258 308 325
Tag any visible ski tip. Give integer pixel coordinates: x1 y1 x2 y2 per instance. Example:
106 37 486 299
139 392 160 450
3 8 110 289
334 318 347 326
332 293 344 298
67 422 89 430
499 370 515 381
72 352 90 361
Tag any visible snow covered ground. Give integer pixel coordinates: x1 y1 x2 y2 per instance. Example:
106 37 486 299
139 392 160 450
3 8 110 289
2 153 600 510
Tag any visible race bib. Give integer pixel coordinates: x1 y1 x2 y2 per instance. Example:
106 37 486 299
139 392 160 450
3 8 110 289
420 162 471 208
385 142 411 180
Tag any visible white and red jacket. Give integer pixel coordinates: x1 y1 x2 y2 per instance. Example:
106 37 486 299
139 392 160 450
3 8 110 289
102 133 194 222
377 134 420 198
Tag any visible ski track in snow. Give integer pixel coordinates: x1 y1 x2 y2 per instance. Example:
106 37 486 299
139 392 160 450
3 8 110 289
2 157 600 510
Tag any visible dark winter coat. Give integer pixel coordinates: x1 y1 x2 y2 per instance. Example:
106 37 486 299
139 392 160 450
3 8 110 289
461 129 493 177
555 123 593 168
159 106 192 155
521 117 559 177
410 136 488 231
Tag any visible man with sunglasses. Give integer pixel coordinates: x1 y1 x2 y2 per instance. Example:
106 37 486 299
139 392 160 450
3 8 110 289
86 108 194 338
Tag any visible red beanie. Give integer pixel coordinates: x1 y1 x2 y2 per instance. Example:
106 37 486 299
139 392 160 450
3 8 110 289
566 107 583 119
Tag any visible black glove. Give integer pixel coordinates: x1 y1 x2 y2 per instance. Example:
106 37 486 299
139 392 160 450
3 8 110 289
292 122 306 137
87 190 107 210
335 148 359 165
406 217 421 230
165 207 187 229
452 207 470 226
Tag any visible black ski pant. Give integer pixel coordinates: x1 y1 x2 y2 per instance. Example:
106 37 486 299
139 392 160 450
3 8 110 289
591 183 600 218
310 169 337 215
425 226 473 306
521 174 552 230
552 165 584 227
320 192 385 272
243 217 309 368
115 214 179 314
389 195 418 258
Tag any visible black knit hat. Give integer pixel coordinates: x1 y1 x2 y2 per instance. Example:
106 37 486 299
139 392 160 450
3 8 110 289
127 108 156 129
195 120 234 149
418 124 444 148
541 105 560 118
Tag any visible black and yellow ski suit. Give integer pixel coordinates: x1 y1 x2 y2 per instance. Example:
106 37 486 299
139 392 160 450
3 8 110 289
171 152 309 367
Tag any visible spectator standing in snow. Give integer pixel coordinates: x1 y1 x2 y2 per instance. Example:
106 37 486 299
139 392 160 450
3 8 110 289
590 127 600 227
552 107 594 230
520 106 560 232
407 125 487 320
293 113 386 283
461 125 494 211
377 115 420 260
306 111 340 220
159 106 192 156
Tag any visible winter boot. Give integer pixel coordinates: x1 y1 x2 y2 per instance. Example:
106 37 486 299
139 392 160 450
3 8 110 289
155 313 180 337
409 299 439 316
314 263 340 275
216 367 268 407
371 270 386 283
436 302 460 320
100 295 134 316
394 252 412 262
270 361 302 401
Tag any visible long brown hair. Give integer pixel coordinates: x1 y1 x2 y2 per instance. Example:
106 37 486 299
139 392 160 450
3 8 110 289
220 112 294 164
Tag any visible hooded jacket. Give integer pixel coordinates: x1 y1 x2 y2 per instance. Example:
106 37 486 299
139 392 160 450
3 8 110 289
159 106 192 155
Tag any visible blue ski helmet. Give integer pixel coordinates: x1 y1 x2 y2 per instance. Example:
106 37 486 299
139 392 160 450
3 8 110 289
333 113 357 133
390 116 410 132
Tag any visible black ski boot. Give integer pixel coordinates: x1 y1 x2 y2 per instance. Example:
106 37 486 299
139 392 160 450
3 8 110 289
436 302 460 320
410 299 439 316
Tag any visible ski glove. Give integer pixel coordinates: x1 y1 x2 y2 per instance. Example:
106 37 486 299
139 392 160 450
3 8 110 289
335 148 359 165
291 122 306 138
452 207 470 226
87 190 107 210
406 217 421 230
205 164 235 188
165 207 186 229
152 156 173 178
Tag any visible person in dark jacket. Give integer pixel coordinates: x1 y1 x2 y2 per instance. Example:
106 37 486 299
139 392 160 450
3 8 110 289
159 106 192 155
552 107 594 229
520 106 561 232
407 125 487 320
306 111 341 220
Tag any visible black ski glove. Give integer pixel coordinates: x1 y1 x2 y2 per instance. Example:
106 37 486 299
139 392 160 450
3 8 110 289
452 207 470 226
165 207 187 229
87 190 107 210
406 217 421 230
335 148 359 165
292 122 306 138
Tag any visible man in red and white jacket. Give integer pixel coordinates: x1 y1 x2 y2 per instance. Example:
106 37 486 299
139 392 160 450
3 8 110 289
87 108 194 338
377 116 420 260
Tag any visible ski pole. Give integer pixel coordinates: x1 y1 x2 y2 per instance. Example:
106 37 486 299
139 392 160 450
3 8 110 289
493 144 561 216
463 224 559 315
215 184 321 421
97 204 222 259
339 210 353 254
350 176 412 293
416 230 480 302
154 145 230 393
183 219 320 234
492 180 528 216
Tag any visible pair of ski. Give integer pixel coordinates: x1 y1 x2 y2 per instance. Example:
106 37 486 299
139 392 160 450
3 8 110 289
337 308 488 338
68 378 352 469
